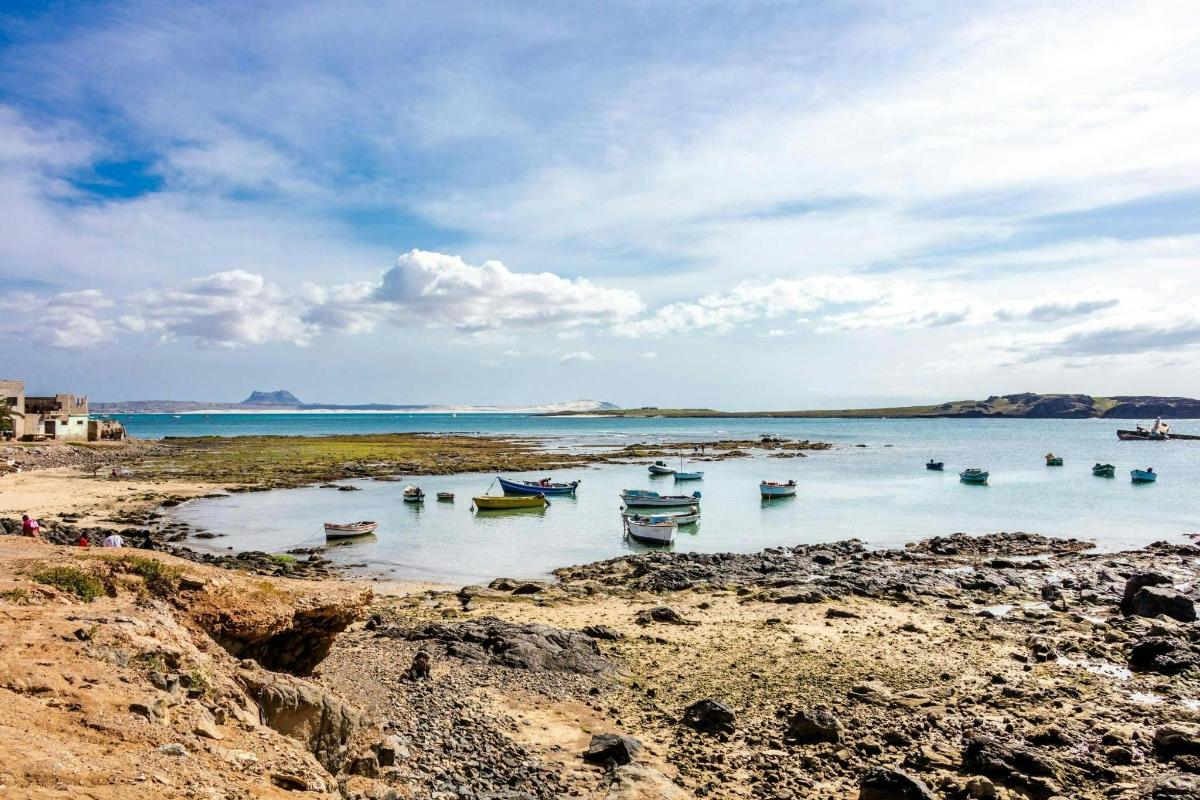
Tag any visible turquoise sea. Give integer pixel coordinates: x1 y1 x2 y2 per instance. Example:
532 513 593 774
157 413 1200 584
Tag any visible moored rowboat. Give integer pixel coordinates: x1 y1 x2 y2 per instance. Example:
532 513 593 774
960 468 989 484
472 494 549 510
760 480 796 498
1092 463 1115 478
436 492 455 501
403 485 425 502
926 460 944 471
674 471 705 481
620 489 702 508
625 515 677 545
498 476 579 495
323 521 378 539
1131 468 1157 484
647 461 675 475
1045 453 1064 466
624 505 700 526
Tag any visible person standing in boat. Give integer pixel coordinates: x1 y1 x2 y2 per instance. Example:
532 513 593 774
1152 418 1170 436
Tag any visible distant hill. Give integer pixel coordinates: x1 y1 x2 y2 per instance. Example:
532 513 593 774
242 389 301 405
542 393 1200 419
92 392 620 415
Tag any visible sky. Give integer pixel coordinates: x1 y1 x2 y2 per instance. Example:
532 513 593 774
1 0 1198 408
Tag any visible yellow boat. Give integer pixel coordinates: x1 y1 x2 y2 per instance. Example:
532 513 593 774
471 494 549 511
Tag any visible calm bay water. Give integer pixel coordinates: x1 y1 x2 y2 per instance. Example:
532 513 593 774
163 413 1200 584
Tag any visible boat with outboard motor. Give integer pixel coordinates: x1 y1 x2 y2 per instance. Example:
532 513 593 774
498 476 580 495
620 489 702 508
760 480 797 498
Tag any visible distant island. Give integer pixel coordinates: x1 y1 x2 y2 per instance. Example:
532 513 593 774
543 393 1200 419
93 390 620 415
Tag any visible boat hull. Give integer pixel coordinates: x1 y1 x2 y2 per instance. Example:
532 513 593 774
1131 470 1157 483
498 477 579 495
1118 430 1200 441
324 521 378 539
625 506 700 526
473 494 548 510
926 462 944 471
647 464 675 475
674 472 704 481
960 470 989 484
1092 464 1115 478
760 482 797 497
625 518 677 545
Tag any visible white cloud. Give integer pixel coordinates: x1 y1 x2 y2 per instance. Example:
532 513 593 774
558 351 595 364
372 250 643 332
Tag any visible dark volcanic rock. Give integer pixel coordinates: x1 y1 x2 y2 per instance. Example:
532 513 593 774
962 735 1061 795
858 766 936 800
1121 572 1172 615
582 733 641 766
784 706 842 744
682 698 737 735
1130 636 1200 675
1155 726 1200 759
1127 586 1197 622
390 616 613 674
909 531 1092 557
634 606 697 626
1150 773 1200 799
581 624 623 641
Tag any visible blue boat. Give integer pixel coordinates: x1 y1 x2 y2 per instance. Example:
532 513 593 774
1131 468 1157 484
498 476 580 496
674 471 705 481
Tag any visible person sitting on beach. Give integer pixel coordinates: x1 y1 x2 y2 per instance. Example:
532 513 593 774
77 533 90 548
102 532 124 548
20 514 41 538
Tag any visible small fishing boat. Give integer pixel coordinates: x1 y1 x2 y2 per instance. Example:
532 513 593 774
1092 463 1116 478
1131 468 1157 484
323 521 378 539
498 476 580 495
648 460 675 476
675 471 705 481
926 460 944 471
960 468 989 484
620 489 702 508
625 515 677 545
1045 453 1064 466
436 492 455 502
624 505 700 526
760 480 797 498
402 485 425 503
472 494 549 510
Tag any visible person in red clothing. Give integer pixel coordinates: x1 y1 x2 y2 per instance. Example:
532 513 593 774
77 533 90 548
20 515 41 538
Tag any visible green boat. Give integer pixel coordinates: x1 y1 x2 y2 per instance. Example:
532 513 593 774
1045 453 1064 466
1092 463 1115 478
960 468 989 484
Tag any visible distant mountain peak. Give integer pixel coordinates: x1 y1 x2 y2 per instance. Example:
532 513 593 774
241 389 301 406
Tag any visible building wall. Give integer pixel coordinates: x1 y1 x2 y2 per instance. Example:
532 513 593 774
0 379 26 440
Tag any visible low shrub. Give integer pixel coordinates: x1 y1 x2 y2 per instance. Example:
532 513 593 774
122 556 183 597
30 566 105 602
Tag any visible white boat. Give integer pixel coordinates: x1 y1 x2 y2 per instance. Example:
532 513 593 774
760 480 797 498
403 485 425 502
625 505 700 526
625 515 677 545
648 460 675 475
620 489 702 508
323 520 379 539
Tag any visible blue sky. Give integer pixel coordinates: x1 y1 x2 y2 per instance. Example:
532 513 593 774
1 0 1198 407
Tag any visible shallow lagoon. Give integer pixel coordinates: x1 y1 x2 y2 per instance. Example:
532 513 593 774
172 417 1200 584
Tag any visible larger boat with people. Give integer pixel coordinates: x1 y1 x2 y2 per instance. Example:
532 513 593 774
498 476 580 495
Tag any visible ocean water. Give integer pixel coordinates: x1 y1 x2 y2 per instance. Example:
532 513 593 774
165 414 1200 584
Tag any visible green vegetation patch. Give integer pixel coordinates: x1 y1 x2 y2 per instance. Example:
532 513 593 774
121 555 184 597
30 566 107 602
